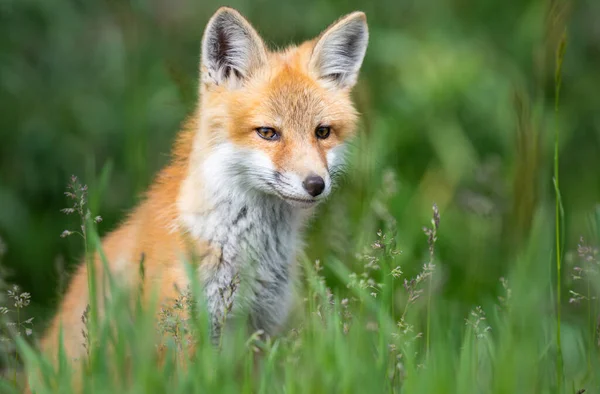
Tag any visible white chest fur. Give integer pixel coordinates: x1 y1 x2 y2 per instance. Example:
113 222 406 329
182 192 304 338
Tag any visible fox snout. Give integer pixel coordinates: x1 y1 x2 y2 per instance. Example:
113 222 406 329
270 167 330 206
275 148 333 204
302 174 325 197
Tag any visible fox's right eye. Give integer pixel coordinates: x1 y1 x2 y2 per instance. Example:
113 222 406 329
256 127 279 141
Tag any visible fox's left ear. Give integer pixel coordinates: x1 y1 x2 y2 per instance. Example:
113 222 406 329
309 12 369 89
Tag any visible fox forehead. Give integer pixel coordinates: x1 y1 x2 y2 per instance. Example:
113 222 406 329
225 44 358 140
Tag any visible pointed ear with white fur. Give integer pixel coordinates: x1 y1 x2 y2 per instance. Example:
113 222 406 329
201 7 268 87
309 12 369 89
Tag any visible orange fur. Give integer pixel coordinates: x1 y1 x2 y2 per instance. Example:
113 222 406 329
39 115 204 359
33 8 368 390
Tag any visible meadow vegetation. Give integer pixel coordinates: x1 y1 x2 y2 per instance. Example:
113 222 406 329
1 0 599 392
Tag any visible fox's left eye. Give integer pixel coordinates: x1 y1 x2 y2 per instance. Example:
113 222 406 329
315 126 331 140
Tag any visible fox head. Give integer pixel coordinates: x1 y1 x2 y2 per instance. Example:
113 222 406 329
192 7 368 209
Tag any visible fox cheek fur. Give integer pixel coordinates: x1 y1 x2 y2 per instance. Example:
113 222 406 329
39 7 368 363
194 8 368 208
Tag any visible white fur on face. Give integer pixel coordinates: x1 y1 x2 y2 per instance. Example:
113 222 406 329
201 142 276 198
201 142 348 208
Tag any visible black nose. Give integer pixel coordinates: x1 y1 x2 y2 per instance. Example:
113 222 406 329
302 175 325 197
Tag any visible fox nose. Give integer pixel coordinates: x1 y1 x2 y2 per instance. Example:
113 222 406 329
302 174 325 197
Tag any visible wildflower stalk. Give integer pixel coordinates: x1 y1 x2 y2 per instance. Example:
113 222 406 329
426 274 432 359
466 306 490 387
61 175 102 365
587 279 592 370
391 274 395 324
424 204 440 360
2 286 33 386
553 30 567 389
474 335 479 387
84 212 98 352
14 306 18 384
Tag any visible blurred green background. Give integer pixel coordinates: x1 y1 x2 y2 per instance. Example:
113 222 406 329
0 0 598 327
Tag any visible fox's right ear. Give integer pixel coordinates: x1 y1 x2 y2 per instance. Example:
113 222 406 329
201 8 267 88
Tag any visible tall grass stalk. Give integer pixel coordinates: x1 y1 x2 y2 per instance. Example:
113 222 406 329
553 29 567 390
61 176 102 371
424 204 439 360
84 218 97 357
426 270 432 360
14 306 19 385
587 279 592 370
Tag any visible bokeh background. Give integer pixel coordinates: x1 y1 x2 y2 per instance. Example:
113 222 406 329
0 0 598 330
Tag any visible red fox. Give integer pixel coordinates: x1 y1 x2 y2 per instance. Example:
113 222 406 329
40 6 369 363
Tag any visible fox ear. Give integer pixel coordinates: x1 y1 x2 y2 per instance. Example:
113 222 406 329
201 8 267 87
309 12 369 89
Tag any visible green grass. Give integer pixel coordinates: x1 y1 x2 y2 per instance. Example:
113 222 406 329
553 27 568 391
2 189 600 393
1 0 600 392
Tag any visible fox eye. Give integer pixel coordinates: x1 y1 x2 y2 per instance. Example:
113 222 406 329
256 127 279 141
315 125 331 140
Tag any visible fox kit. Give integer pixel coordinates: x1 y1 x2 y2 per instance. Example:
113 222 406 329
40 7 369 361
